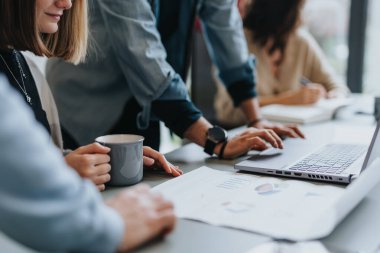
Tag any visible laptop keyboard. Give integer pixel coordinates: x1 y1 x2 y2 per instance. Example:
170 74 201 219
289 144 367 174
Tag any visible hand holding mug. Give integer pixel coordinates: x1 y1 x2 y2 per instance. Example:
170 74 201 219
65 143 111 191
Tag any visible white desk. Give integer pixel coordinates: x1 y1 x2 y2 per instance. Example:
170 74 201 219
2 96 380 253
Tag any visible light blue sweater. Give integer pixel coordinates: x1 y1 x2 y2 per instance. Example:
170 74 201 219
0 76 124 253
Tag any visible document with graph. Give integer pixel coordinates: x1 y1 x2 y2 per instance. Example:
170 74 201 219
153 166 345 240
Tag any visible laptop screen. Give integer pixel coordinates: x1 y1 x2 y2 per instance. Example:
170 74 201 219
361 120 380 171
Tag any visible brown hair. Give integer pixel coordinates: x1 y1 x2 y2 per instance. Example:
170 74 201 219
0 0 88 64
244 0 304 59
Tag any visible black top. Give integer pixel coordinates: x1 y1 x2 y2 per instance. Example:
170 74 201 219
0 50 51 135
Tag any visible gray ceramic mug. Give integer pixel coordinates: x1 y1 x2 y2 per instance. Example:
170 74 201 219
95 134 144 186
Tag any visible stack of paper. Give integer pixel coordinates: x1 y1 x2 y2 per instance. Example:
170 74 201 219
260 98 352 124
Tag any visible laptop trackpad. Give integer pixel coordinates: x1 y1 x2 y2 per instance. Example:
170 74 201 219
246 138 319 170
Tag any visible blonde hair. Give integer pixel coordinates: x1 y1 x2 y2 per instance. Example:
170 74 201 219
0 0 88 64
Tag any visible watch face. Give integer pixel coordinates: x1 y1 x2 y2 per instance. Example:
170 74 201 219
208 126 227 143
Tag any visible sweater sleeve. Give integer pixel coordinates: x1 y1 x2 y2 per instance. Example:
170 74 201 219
0 76 124 253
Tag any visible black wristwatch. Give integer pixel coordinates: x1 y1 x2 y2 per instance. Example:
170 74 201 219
204 126 228 156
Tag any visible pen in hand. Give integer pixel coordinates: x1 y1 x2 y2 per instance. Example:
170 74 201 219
299 77 327 101
299 76 311 86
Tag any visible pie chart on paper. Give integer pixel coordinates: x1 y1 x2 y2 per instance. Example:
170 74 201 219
255 182 288 195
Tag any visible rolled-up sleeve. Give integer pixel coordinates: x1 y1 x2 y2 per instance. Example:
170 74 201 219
199 0 257 107
151 75 202 137
95 0 201 132
0 78 124 253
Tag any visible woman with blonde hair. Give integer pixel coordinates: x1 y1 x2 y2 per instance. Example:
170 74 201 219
0 1 177 252
0 0 182 191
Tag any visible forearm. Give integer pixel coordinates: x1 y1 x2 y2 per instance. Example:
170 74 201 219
183 117 212 147
258 91 303 106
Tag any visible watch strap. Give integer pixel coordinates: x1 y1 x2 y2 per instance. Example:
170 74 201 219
204 138 217 155
218 140 228 160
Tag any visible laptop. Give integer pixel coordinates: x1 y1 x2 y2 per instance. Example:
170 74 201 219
235 120 380 184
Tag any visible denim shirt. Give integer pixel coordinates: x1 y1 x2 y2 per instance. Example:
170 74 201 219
198 0 257 105
160 0 257 104
47 0 256 146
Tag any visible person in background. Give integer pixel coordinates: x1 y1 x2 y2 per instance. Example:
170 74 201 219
47 0 305 161
215 0 350 128
0 75 176 252
0 0 182 192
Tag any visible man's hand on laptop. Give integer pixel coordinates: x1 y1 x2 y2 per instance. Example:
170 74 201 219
252 120 305 139
215 128 284 159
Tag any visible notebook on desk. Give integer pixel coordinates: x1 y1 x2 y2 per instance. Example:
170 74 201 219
260 98 352 124
235 119 380 184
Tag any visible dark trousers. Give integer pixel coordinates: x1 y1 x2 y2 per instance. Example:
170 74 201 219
61 98 161 150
